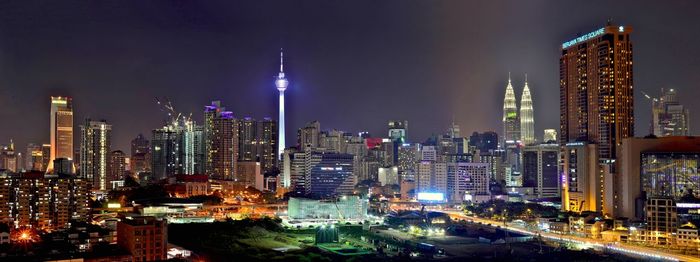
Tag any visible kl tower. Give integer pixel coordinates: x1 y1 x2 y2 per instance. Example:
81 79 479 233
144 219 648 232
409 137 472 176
275 49 289 160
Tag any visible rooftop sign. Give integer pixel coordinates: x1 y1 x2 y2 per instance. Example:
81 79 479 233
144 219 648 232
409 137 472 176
562 27 605 49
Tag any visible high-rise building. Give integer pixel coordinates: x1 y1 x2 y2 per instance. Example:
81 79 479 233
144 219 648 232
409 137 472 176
417 161 447 195
117 215 167 261
48 96 74 173
80 119 112 191
276 50 289 160
298 121 320 150
0 172 90 230
447 121 461 139
151 126 179 181
181 120 205 175
236 161 262 190
26 143 44 171
650 88 690 136
131 134 150 156
204 101 238 180
0 141 17 172
468 131 498 154
237 117 278 173
258 117 278 173
306 152 355 198
288 150 307 195
520 76 535 145
452 162 490 201
543 129 557 143
560 24 634 160
288 151 354 198
41 144 51 172
109 150 127 189
238 117 258 162
397 143 420 181
319 130 347 153
560 24 634 217
522 143 560 198
503 75 520 145
378 166 399 186
388 120 408 142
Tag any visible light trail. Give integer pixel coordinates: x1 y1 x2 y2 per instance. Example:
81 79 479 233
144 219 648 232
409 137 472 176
444 211 699 262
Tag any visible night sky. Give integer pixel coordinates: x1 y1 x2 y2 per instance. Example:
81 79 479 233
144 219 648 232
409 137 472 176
1 1 699 152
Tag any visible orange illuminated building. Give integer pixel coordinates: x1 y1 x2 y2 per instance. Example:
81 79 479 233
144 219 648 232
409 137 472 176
560 23 634 214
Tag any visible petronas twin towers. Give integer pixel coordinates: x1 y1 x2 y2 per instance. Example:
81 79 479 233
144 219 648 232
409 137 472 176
502 74 535 145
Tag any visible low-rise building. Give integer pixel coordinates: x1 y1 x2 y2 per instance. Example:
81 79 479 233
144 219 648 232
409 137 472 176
287 196 368 222
117 215 167 261
676 221 700 252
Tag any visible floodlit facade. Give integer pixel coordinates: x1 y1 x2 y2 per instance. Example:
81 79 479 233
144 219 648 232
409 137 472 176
417 161 447 196
502 75 520 145
378 166 399 186
520 77 535 145
543 129 557 143
561 142 603 213
48 96 74 173
276 50 289 160
287 196 368 221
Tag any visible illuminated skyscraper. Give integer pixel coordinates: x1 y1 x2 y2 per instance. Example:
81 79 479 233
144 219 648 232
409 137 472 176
519 75 535 145
204 101 238 180
560 24 634 214
276 49 289 160
559 24 634 159
48 96 74 173
502 74 520 145
80 119 112 191
181 120 205 175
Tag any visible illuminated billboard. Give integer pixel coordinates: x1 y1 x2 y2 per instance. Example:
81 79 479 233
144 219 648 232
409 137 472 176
417 192 445 202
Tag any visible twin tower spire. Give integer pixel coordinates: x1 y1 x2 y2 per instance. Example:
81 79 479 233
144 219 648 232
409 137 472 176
503 73 535 145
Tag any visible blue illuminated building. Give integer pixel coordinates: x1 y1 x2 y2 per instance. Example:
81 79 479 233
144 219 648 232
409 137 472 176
306 152 355 198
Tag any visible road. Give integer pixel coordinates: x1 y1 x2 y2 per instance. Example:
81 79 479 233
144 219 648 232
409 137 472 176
444 211 700 262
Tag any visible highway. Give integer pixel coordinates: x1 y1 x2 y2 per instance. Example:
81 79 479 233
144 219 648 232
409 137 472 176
444 211 700 262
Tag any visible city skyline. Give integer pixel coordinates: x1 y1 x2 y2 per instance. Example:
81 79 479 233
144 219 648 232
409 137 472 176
1 1 699 152
2 2 700 261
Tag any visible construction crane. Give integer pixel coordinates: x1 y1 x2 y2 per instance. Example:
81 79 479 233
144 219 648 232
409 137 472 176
641 91 658 103
641 91 660 135
155 97 192 126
